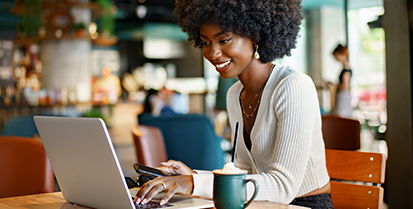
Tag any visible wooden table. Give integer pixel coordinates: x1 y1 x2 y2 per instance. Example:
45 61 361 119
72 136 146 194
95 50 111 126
0 192 307 209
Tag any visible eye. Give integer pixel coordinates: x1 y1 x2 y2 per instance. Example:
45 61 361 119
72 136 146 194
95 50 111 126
201 41 210 46
220 37 233 44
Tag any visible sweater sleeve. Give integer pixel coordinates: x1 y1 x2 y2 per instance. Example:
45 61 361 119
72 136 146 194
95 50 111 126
192 173 214 198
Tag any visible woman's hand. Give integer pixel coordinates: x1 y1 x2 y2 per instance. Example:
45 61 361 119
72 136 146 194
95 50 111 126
158 160 193 175
134 175 193 205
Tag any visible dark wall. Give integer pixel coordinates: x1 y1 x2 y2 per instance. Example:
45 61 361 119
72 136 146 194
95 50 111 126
118 39 203 78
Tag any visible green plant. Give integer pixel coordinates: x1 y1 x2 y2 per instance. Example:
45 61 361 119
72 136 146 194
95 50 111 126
22 0 42 37
74 22 86 30
96 0 115 36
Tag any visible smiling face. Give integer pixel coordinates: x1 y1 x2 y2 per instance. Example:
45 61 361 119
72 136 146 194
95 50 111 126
200 24 255 78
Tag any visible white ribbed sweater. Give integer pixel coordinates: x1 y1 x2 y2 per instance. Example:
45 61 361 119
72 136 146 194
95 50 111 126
192 65 330 204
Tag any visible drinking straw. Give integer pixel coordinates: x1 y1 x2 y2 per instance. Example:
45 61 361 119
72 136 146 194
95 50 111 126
231 122 240 163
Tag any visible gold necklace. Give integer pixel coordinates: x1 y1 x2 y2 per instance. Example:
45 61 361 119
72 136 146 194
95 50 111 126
241 87 264 109
241 93 262 118
240 64 275 118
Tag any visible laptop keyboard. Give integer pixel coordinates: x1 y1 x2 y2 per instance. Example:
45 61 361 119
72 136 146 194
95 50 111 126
133 199 172 209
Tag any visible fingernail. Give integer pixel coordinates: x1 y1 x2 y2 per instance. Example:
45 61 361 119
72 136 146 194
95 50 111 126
160 200 165 205
135 198 141 203
142 199 147 204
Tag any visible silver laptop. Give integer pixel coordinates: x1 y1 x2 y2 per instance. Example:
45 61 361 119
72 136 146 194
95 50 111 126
34 116 214 209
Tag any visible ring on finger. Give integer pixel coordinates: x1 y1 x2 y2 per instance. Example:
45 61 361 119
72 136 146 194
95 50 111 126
160 182 166 191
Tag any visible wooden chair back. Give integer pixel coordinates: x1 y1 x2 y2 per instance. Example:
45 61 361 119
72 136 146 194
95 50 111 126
322 115 361 150
325 149 387 209
131 125 167 167
0 136 54 198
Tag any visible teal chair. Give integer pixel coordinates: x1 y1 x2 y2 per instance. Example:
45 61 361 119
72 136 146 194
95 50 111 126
1 116 39 137
1 114 65 137
138 114 225 170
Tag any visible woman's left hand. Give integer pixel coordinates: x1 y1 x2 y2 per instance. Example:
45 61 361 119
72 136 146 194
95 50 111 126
159 160 193 175
134 175 193 205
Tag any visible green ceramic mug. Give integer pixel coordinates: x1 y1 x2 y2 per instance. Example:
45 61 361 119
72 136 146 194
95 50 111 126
212 170 259 209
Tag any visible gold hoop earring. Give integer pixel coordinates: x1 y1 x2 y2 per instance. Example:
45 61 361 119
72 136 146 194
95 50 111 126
254 45 260 60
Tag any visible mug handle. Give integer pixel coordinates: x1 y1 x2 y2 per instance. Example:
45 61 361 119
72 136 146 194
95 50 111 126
244 179 259 208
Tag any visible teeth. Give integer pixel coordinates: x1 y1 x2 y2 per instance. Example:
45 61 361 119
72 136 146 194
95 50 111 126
216 61 231 68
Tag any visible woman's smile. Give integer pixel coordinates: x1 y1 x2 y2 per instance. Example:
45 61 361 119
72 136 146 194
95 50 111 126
215 60 231 68
214 60 232 72
200 24 255 78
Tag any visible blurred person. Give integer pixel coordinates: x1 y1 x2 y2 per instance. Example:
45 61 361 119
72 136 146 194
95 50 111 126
134 1 333 208
141 87 176 117
329 44 353 118
92 65 122 104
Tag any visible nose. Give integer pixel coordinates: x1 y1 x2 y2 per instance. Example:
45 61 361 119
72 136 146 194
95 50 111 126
204 44 222 61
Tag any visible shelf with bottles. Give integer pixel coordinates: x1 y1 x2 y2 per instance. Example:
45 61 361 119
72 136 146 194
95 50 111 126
0 86 74 108
11 38 42 101
0 87 116 130
0 85 123 109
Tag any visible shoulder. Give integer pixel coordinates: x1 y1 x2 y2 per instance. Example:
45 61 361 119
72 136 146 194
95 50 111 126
270 65 315 91
267 65 318 110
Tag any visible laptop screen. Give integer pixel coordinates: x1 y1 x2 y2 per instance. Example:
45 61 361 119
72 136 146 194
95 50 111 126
34 116 214 209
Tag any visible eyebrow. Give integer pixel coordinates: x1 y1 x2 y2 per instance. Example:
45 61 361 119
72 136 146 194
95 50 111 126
200 31 227 39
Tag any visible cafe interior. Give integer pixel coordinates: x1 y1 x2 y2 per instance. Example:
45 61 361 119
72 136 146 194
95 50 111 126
0 0 412 208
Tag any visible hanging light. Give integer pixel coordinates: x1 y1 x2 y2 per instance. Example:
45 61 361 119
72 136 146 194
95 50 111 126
88 22 97 35
88 22 98 39
136 5 147 19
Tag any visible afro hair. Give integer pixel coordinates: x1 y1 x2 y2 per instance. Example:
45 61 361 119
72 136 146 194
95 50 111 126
174 0 304 63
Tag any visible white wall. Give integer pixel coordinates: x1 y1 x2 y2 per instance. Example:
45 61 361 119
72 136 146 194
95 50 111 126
321 6 346 84
41 39 92 102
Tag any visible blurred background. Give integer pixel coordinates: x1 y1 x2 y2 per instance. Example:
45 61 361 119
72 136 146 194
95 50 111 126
0 0 386 123
0 0 412 208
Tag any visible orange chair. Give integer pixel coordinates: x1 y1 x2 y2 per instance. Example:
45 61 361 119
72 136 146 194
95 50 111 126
322 115 361 150
0 136 54 198
131 125 167 167
326 149 386 209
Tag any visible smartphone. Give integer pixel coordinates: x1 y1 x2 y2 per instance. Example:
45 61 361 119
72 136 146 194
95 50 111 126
133 163 178 178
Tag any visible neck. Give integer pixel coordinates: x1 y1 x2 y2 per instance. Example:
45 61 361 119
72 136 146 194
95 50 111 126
342 60 350 69
238 61 274 94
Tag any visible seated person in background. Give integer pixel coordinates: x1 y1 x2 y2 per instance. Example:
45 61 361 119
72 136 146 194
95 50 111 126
134 1 333 208
141 88 175 117
328 44 353 118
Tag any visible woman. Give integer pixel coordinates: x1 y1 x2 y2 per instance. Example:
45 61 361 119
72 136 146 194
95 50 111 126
329 44 353 118
135 0 333 208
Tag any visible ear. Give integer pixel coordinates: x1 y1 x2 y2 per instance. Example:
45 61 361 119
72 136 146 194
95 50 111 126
253 43 258 50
